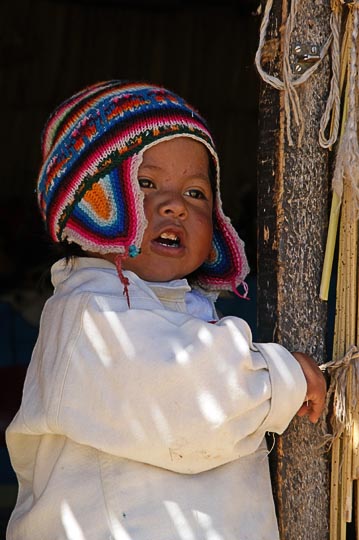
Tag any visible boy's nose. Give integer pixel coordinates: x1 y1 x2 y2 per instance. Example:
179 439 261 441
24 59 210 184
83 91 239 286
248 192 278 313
157 192 188 219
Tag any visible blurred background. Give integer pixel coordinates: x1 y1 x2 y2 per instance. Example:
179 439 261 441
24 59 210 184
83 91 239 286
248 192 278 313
0 0 260 534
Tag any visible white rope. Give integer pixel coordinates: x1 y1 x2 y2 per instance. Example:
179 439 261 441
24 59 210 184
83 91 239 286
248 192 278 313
319 346 359 447
282 0 303 146
255 0 333 146
318 9 342 149
255 0 282 91
332 8 359 214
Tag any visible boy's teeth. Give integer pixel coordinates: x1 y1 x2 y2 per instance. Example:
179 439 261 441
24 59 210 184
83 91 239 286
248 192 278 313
160 232 178 240
156 232 180 247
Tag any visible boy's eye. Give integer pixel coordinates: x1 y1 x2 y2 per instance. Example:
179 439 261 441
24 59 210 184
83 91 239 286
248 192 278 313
138 178 155 189
184 189 206 200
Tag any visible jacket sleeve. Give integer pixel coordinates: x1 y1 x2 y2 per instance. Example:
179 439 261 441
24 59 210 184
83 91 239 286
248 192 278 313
21 293 307 474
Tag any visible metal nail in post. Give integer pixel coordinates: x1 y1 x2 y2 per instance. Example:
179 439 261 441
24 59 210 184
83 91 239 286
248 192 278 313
292 43 321 74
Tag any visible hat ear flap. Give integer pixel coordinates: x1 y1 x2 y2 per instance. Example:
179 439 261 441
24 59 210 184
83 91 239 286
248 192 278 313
60 155 145 254
194 210 249 293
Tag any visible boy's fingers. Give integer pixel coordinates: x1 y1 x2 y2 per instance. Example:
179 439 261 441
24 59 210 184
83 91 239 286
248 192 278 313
308 405 321 423
296 404 308 417
297 395 326 423
291 351 327 423
297 406 319 423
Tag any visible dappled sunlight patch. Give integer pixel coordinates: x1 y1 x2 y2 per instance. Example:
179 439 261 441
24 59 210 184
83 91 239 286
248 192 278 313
164 501 196 540
226 368 243 400
223 320 250 356
103 312 136 359
266 344 297 385
108 511 132 540
197 326 214 347
173 341 191 364
151 403 171 440
128 417 147 440
61 501 85 540
195 510 224 540
197 391 226 425
83 312 112 366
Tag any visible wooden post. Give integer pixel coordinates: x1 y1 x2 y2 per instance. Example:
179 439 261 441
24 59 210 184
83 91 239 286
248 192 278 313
257 1 331 539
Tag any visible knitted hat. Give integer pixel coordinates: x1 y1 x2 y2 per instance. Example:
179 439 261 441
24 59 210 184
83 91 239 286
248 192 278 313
37 80 249 294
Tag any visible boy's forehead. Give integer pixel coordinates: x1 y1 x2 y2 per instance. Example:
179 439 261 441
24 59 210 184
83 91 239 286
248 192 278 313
142 136 208 153
140 137 210 168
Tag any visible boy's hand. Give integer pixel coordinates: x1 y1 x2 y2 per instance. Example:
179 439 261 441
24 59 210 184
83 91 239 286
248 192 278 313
292 352 327 424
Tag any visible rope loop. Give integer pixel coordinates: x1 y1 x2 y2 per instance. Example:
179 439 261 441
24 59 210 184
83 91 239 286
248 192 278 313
319 346 359 448
255 0 332 146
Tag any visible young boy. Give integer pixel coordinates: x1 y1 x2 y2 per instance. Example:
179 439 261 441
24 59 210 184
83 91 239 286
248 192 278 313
6 81 326 540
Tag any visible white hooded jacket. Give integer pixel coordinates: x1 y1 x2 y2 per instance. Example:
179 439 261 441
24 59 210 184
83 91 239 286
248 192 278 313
6 257 306 540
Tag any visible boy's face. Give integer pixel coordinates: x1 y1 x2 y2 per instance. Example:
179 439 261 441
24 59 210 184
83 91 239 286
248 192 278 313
122 137 214 282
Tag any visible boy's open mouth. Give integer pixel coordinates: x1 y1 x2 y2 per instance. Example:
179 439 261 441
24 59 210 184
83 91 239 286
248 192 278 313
154 232 181 248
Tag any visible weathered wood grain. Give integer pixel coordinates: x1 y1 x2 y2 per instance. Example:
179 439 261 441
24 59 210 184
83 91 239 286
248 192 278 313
257 1 331 538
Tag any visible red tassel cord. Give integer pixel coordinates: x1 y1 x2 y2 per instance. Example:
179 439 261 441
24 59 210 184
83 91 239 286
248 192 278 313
115 254 131 308
231 280 250 301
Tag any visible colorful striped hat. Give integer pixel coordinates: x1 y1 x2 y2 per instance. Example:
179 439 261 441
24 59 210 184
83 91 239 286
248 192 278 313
37 81 249 294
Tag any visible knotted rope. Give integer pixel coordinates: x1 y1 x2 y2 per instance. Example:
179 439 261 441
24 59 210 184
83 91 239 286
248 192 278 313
255 0 332 146
320 346 359 446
